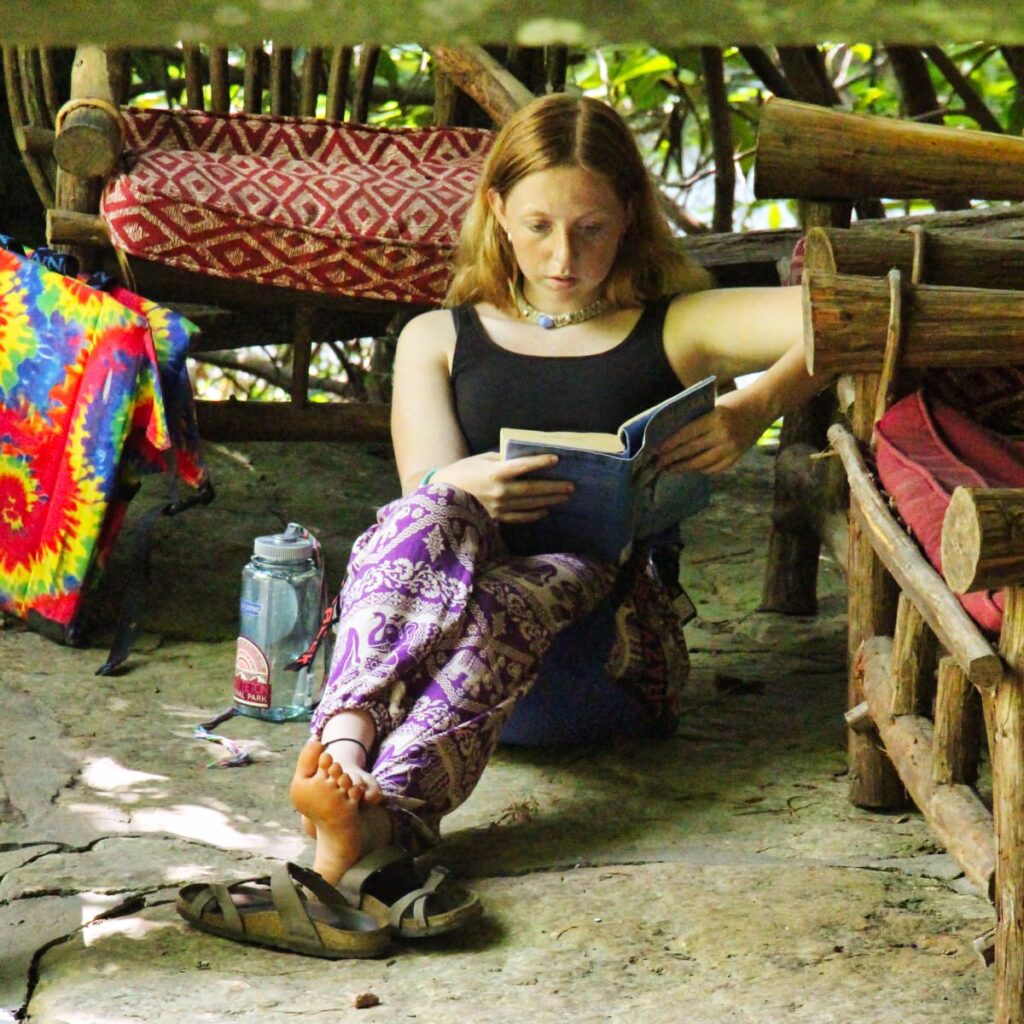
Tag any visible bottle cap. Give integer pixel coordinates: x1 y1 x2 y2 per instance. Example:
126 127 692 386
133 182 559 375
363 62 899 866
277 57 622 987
253 523 316 562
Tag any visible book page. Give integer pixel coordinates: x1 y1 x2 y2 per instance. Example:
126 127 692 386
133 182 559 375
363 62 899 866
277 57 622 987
500 427 625 457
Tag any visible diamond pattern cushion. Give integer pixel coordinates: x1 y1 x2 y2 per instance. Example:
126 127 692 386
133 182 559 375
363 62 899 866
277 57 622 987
101 108 494 305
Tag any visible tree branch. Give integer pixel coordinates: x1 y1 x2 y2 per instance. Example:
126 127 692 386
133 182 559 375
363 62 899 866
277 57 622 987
738 46 794 98
924 45 1004 133
194 351 354 399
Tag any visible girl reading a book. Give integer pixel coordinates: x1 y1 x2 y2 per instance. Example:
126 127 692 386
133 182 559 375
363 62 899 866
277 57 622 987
288 93 825 920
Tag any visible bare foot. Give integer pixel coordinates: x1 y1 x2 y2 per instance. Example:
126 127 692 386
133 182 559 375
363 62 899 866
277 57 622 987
290 741 371 885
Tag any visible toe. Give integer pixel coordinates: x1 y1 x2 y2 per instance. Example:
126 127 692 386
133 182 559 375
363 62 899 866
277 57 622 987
327 762 343 782
295 740 324 779
317 751 335 774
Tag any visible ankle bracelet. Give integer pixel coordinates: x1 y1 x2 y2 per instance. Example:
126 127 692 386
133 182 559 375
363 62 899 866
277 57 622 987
322 736 370 763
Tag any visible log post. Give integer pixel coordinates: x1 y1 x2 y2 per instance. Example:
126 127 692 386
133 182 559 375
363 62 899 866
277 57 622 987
755 97 1024 202
891 593 938 717
993 586 1024 1023
942 487 1024 595
53 45 120 271
846 381 905 808
932 655 982 787
760 201 845 615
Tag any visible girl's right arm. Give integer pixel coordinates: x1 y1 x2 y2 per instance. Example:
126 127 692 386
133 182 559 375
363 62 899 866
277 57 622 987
390 310 575 523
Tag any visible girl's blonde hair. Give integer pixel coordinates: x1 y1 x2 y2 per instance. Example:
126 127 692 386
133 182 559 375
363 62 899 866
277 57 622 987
445 93 711 311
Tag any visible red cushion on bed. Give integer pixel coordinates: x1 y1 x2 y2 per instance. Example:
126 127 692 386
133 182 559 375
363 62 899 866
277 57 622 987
100 107 493 305
875 391 1024 634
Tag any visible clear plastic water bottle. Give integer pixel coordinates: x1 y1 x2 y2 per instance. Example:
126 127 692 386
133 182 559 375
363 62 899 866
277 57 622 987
233 523 323 721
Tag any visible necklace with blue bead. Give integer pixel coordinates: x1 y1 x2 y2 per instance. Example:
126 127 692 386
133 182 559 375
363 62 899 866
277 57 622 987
511 282 610 330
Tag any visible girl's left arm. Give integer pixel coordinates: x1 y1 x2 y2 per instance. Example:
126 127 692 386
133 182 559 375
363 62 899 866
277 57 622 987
658 285 829 474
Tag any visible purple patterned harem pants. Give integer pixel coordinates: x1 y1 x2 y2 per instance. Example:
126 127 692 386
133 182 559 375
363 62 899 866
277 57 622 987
311 483 688 851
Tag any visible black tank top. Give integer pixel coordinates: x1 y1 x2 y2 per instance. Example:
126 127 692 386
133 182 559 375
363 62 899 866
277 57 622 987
451 301 683 455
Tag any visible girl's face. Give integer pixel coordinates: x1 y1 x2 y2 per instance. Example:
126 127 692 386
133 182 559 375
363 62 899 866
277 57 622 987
488 165 630 314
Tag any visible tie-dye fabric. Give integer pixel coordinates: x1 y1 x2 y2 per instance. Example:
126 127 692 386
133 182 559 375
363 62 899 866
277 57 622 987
0 245 206 640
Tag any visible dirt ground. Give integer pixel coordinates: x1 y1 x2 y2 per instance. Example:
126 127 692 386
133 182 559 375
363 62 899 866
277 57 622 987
0 438 995 1024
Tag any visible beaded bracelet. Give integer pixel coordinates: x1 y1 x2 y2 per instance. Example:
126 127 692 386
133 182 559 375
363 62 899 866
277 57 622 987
322 736 370 762
421 468 438 487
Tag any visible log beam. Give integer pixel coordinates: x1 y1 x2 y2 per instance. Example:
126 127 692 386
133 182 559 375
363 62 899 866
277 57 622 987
804 226 1024 290
755 97 1024 202
942 487 1024 595
860 635 996 895
804 272 1024 375
193 399 390 443
829 423 1004 690
46 208 110 247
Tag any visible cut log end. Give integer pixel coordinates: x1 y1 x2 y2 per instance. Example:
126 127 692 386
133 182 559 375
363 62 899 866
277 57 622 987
942 486 1024 594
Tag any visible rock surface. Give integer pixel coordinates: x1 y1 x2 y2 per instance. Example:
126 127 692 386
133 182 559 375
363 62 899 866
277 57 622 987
0 439 993 1023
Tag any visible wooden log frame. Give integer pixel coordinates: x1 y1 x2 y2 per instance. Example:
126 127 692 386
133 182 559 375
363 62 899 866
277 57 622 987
755 97 1024 202
859 636 996 896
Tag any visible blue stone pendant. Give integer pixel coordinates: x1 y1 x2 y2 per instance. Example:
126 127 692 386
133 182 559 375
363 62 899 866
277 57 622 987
537 314 555 329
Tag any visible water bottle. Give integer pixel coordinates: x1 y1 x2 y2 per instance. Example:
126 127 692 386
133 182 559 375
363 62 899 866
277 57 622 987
233 523 323 721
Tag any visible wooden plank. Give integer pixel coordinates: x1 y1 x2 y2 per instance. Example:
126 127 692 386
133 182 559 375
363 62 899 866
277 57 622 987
830 423 1004 690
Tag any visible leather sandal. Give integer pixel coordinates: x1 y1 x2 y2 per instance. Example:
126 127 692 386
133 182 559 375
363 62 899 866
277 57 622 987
176 861 390 959
338 846 482 938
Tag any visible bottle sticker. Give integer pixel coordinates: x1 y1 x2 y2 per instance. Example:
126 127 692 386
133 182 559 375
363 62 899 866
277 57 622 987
234 636 271 708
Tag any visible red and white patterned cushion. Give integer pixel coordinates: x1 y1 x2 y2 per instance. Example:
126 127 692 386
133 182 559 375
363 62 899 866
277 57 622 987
101 107 494 305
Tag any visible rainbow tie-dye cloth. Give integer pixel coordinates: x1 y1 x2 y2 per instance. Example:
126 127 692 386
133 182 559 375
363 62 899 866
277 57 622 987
0 244 207 642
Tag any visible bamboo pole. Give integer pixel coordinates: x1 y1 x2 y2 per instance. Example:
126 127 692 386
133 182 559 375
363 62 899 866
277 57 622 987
829 423 1004 690
755 97 1024 202
804 272 1024 375
860 636 996 894
942 487 1024 595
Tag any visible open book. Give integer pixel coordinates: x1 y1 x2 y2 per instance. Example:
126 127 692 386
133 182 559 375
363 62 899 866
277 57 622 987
500 376 716 563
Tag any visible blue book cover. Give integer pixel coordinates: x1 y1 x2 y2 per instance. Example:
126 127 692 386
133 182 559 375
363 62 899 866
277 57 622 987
500 376 716 562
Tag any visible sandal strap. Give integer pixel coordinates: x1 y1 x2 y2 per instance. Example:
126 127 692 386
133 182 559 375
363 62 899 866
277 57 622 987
269 863 322 945
195 882 244 934
338 845 411 906
388 866 450 929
